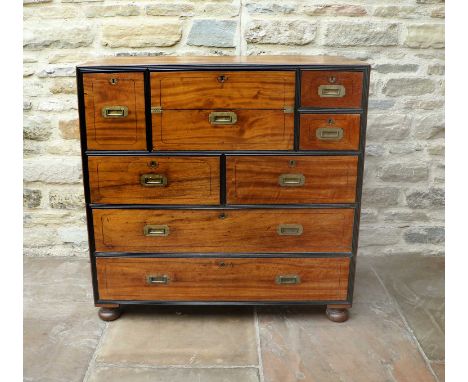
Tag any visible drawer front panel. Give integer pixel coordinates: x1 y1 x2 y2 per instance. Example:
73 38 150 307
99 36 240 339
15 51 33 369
88 156 220 205
97 257 350 301
93 209 354 253
299 114 360 151
226 156 358 204
153 109 294 151
151 71 295 109
301 71 363 108
83 72 146 150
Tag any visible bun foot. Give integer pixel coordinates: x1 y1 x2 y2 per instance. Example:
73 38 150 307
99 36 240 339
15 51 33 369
98 307 122 321
326 307 349 323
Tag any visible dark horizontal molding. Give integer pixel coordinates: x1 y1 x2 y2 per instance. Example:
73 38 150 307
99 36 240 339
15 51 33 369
85 150 362 156
297 108 364 114
96 299 351 307
94 252 353 258
89 203 358 210
77 65 369 73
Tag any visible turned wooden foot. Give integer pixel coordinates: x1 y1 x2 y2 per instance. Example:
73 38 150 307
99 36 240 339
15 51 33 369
98 307 122 321
326 307 349 323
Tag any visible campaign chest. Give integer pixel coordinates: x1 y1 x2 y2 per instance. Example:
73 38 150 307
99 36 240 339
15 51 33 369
76 56 370 322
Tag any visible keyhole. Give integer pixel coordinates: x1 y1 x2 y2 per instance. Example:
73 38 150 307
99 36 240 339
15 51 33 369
219 261 226 268
219 213 226 219
328 76 336 84
289 160 296 168
148 160 158 168
328 118 334 125
109 78 118 85
217 75 228 83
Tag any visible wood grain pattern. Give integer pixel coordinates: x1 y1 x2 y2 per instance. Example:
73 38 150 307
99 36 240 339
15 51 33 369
299 114 361 151
83 72 146 150
301 70 363 108
88 156 220 205
151 71 295 109
80 55 369 67
93 208 354 253
96 257 350 301
226 156 358 204
152 109 294 151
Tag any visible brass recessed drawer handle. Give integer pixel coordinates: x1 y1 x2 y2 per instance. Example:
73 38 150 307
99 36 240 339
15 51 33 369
275 275 301 285
318 85 346 98
277 224 303 236
209 111 237 125
144 225 170 237
140 174 167 187
101 106 128 118
278 174 305 187
316 127 344 141
147 275 170 285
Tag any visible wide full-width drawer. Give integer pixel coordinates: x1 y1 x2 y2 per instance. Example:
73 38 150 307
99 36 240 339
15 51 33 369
93 208 354 253
83 72 146 150
151 71 295 109
152 109 294 151
226 156 358 204
299 114 361 151
88 156 220 205
301 70 363 108
96 257 350 301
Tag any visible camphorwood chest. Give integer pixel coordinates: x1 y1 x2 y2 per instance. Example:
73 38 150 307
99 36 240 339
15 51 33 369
77 56 370 322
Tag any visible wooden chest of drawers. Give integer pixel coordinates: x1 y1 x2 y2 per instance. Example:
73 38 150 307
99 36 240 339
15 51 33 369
77 56 370 322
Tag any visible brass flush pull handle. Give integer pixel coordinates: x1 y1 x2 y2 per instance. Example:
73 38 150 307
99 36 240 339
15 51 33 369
278 174 305 187
144 225 170 237
209 111 237 125
275 275 301 285
101 106 128 118
140 174 167 187
316 127 344 141
277 224 303 236
147 275 169 285
318 85 346 98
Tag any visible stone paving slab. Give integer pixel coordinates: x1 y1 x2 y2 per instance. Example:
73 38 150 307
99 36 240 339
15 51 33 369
87 366 260 382
95 306 258 367
369 255 445 361
258 302 436 382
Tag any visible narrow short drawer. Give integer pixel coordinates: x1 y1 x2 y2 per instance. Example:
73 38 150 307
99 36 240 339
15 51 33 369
300 114 360 151
301 70 363 108
83 72 146 150
226 156 358 204
152 109 294 151
92 208 355 253
88 156 220 205
96 257 350 301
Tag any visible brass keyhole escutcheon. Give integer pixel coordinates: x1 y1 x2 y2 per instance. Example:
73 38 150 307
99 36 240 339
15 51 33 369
109 78 118 85
289 160 296 168
219 261 226 268
217 74 228 83
148 160 158 168
328 76 337 84
328 118 335 125
218 213 226 220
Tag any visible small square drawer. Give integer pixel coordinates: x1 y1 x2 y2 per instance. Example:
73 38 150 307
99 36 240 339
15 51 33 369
300 114 360 151
226 155 358 204
83 72 146 150
301 70 363 108
88 156 220 205
96 257 350 301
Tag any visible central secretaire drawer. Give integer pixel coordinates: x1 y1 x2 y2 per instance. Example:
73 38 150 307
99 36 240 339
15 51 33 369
93 208 354 253
151 71 295 151
96 257 350 301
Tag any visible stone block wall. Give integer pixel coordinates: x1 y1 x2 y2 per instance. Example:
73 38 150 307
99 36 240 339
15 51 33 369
23 0 445 257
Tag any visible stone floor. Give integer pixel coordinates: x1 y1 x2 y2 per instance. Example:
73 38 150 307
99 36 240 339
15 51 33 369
24 255 444 382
